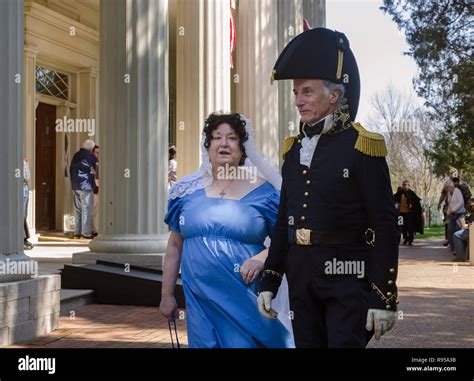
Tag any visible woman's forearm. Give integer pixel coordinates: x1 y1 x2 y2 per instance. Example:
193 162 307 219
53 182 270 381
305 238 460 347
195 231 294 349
161 237 183 297
253 248 269 263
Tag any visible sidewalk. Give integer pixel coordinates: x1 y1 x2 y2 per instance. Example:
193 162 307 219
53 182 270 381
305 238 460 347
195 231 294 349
13 242 188 348
9 237 474 348
368 237 474 348
8 304 187 348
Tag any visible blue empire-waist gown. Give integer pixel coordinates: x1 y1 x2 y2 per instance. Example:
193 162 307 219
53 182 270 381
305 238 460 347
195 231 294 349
164 181 294 348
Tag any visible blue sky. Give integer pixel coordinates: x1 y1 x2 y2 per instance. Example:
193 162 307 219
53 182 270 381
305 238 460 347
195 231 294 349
326 0 425 125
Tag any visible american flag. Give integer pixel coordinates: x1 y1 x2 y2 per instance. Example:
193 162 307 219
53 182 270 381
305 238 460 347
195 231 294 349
230 0 237 68
303 18 312 31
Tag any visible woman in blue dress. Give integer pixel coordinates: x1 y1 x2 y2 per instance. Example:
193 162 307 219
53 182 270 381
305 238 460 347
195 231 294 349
160 112 294 348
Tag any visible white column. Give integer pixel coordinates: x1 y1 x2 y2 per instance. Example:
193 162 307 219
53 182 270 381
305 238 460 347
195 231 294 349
0 0 36 281
276 0 303 167
235 0 325 167
55 105 72 232
470 224 474 266
77 67 98 136
302 0 326 28
175 0 231 177
23 45 39 240
76 0 169 266
234 0 280 164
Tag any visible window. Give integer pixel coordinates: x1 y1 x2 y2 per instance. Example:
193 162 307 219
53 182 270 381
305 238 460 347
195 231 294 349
36 66 69 100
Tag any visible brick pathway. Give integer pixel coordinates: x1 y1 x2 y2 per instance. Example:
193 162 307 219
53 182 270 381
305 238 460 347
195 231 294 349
8 304 188 348
8 237 474 348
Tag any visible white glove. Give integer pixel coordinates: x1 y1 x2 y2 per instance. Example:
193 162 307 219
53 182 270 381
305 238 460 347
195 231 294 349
257 291 277 320
366 309 397 340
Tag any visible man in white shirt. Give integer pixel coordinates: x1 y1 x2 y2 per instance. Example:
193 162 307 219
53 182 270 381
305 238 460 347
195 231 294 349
446 180 466 253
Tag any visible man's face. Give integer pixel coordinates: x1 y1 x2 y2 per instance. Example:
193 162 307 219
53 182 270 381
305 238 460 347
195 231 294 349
93 148 99 161
293 79 339 124
468 200 474 213
402 182 410 191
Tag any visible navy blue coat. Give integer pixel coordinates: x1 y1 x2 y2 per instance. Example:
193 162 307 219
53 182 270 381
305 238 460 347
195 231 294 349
260 118 400 311
70 148 97 191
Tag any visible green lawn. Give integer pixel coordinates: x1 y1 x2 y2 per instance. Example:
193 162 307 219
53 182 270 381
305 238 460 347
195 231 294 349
417 225 445 239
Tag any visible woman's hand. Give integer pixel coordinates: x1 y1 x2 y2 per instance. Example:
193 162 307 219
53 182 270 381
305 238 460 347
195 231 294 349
240 258 265 284
160 295 179 320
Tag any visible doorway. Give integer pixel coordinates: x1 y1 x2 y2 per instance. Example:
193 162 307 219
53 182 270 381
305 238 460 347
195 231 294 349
35 102 57 231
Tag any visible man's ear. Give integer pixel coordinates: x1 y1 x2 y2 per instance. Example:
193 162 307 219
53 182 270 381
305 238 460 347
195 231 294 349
329 91 340 105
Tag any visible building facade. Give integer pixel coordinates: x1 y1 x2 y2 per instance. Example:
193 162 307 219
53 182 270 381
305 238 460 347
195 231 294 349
0 0 324 345
1 0 327 273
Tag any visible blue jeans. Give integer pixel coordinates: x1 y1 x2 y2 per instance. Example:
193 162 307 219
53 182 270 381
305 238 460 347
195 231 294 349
447 213 464 250
453 229 469 260
24 184 30 240
73 190 94 236
23 184 29 216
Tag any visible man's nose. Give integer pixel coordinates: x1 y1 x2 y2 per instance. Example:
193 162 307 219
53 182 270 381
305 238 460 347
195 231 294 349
295 94 305 107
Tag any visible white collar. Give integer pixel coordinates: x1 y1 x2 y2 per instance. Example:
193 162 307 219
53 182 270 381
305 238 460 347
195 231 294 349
302 113 334 139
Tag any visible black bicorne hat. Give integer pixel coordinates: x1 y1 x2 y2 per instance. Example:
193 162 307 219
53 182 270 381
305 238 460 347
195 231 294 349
272 27 360 121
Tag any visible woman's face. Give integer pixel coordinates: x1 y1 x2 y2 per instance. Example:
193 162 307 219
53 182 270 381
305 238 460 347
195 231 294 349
207 123 242 170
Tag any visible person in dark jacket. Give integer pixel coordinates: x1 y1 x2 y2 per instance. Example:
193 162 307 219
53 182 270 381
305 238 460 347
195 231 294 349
257 28 400 348
393 180 423 245
70 139 97 239
452 177 472 209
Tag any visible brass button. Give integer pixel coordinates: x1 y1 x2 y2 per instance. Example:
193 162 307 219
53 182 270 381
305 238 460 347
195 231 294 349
389 268 395 273
302 170 308 175
302 204 308 209
304 192 309 197
385 305 391 310
300 216 306 221
297 139 301 143
306 180 311 185
388 280 394 285
387 292 392 297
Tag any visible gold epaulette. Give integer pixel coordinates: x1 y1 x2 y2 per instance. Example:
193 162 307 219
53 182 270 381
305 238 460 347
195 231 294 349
353 122 388 157
282 136 298 161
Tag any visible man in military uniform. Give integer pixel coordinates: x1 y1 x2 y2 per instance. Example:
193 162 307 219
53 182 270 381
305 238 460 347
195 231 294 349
257 28 400 348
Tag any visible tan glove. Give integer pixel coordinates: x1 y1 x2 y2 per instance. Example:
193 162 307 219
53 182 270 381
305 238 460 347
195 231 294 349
366 309 397 340
257 291 277 320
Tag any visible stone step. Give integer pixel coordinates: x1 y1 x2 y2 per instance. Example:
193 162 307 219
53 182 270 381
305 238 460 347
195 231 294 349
38 236 90 244
60 289 96 316
61 261 185 307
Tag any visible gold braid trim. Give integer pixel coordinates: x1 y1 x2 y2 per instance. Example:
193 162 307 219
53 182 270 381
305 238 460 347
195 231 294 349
371 283 397 304
263 269 283 280
281 136 298 161
336 49 344 80
353 122 388 157
270 69 276 85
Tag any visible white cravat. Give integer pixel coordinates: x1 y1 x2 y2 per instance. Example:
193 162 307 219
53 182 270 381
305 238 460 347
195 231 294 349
299 114 333 167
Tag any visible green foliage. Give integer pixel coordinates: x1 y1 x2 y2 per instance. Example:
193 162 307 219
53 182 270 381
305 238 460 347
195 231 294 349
417 226 445 238
381 0 474 181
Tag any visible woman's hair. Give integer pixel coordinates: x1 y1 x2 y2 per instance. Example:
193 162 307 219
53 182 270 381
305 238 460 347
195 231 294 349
203 113 248 165
169 146 176 160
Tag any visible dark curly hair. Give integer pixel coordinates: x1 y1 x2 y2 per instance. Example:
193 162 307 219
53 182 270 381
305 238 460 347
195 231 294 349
203 113 248 166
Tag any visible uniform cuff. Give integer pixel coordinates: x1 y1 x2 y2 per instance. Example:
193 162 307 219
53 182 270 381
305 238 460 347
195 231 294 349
259 269 283 295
